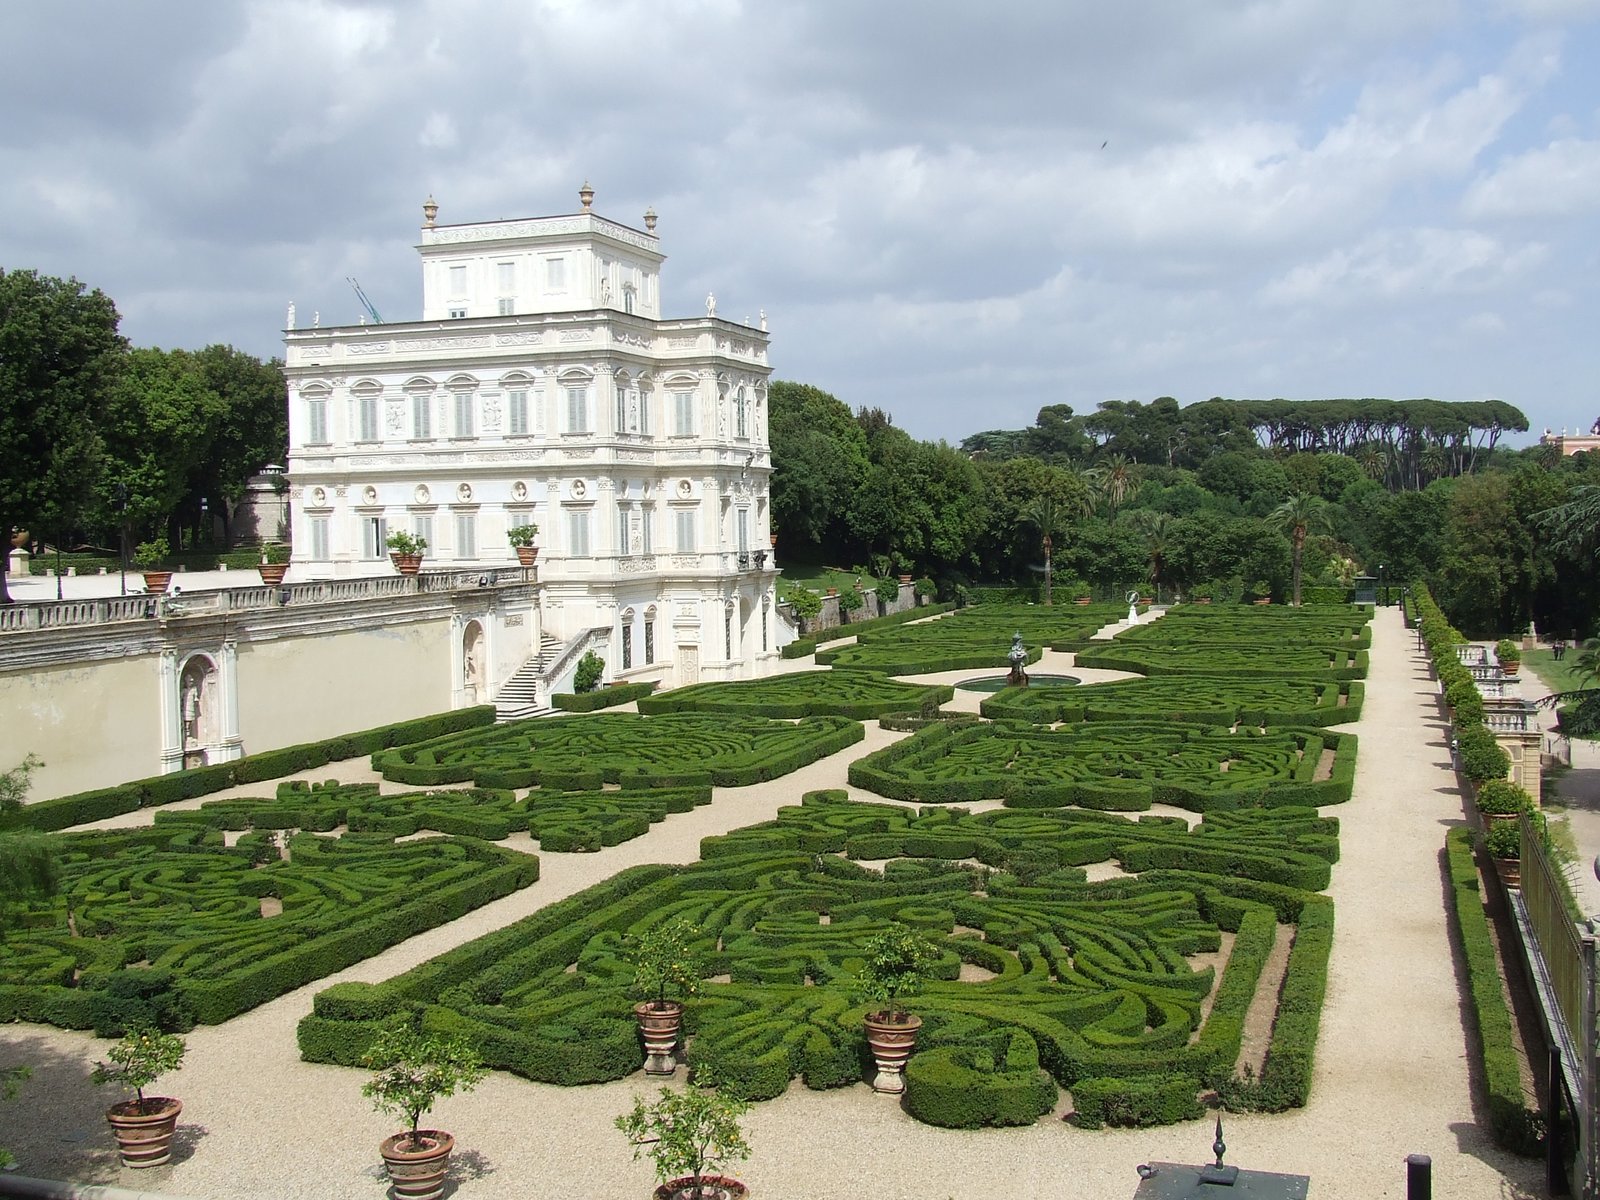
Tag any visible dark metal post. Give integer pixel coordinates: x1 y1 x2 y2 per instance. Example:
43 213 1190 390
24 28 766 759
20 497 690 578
1405 1154 1431 1200
114 482 128 597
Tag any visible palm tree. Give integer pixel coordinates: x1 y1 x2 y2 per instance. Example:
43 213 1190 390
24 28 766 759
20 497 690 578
1026 495 1066 606
1269 493 1330 607
1086 454 1137 516
1127 510 1174 602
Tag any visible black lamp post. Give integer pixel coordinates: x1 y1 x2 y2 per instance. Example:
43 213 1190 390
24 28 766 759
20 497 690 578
1377 563 1386 608
114 483 128 597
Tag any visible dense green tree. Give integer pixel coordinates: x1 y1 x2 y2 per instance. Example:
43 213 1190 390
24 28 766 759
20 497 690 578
188 346 287 544
0 270 125 602
768 382 869 559
1126 509 1175 601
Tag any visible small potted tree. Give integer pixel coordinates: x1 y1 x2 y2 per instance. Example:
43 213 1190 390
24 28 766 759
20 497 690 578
92 1026 186 1168
787 587 822 634
1495 638 1521 679
617 1083 750 1200
1484 819 1523 889
1475 779 1533 825
386 530 427 576
627 919 703 1075
362 1023 487 1200
508 523 540 567
134 537 173 596
258 542 290 587
1065 580 1092 605
854 923 941 1094
1189 581 1214 605
837 587 865 624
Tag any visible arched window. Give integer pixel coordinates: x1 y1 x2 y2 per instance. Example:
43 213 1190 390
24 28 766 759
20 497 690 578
620 607 636 670
644 605 657 665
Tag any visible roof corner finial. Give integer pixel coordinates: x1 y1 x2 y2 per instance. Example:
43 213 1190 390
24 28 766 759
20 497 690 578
422 194 438 227
1212 1115 1226 1168
579 180 595 211
644 206 658 233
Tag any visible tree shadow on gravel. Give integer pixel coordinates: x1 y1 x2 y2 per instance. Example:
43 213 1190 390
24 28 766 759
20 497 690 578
0 1031 122 1185
447 1146 496 1188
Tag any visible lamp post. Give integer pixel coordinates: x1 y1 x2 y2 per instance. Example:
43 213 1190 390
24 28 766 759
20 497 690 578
1377 563 1385 608
114 483 128 597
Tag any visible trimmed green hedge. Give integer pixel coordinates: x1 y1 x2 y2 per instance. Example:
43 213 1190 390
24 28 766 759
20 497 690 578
2 707 498 833
552 681 657 712
782 602 955 660
1072 1073 1203 1129
1445 827 1543 1155
638 670 953 720
981 677 1363 728
904 1029 1059 1128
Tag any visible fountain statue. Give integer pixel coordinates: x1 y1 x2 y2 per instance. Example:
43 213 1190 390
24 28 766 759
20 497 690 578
1006 631 1030 689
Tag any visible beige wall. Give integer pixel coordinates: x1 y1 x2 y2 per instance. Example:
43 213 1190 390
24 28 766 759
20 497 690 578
0 654 165 801
235 620 453 752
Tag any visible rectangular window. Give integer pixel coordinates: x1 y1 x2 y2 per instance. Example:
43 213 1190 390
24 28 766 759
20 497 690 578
617 507 630 554
305 397 328 444
497 298 513 316
454 512 476 560
638 390 650 435
454 392 474 438
736 392 748 439
675 508 696 554
412 394 432 439
615 386 628 433
725 611 732 661
546 258 565 289
364 516 387 561
507 390 528 435
568 509 591 556
621 625 633 671
309 516 329 560
673 392 695 436
414 515 433 552
737 509 749 553
358 396 379 442
644 619 655 665
762 607 769 652
641 507 653 554
449 264 467 295
448 306 467 319
566 386 589 433
497 262 514 292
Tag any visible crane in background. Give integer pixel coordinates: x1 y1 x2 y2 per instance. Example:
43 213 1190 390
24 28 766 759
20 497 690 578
347 277 383 324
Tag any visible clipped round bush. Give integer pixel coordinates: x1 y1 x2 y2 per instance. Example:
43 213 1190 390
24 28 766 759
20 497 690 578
1475 780 1533 816
1072 1073 1203 1129
1457 724 1510 784
903 1034 1058 1128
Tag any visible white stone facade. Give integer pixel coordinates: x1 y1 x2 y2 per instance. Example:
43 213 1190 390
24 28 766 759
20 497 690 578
283 189 779 688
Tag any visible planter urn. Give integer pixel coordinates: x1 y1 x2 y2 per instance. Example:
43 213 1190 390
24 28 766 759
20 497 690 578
1074 596 1092 606
390 552 424 576
634 1000 684 1075
106 1097 182 1168
1492 856 1521 889
379 1130 455 1200
258 562 288 587
863 1012 922 1093
656 1175 748 1200
141 570 173 596
515 545 540 567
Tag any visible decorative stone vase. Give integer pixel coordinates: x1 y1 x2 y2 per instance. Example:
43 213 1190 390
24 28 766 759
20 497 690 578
1194 597 1212 605
655 1174 748 1200
1252 597 1272 606
634 1000 684 1075
258 562 288 587
515 546 540 567
106 1097 182 1168
1074 596 1092 606
141 570 173 596
1139 596 1153 605
898 574 913 584
1501 662 1520 680
379 1130 455 1200
390 552 423 576
1492 856 1521 889
769 534 779 548
863 1012 922 1093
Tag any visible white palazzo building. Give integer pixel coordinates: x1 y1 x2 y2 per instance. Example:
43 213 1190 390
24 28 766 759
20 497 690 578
283 186 779 694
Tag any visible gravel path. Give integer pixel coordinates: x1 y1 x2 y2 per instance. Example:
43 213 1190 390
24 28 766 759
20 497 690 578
0 607 1544 1199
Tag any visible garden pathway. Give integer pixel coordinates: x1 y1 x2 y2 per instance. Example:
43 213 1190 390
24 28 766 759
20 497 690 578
0 607 1545 1199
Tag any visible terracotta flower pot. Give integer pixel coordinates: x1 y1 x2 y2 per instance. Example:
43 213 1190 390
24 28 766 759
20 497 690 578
379 1129 454 1200
863 1012 922 1093
1492 857 1521 889
515 545 540 567
634 1000 684 1075
141 570 173 596
1252 597 1272 606
258 562 288 587
1194 597 1212 605
655 1174 748 1200
390 552 423 576
106 1097 182 1168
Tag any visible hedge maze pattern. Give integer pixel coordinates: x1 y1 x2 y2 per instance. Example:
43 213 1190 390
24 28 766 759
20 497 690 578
980 677 1364 728
1115 606 1373 649
636 669 953 720
815 605 1127 675
849 722 1356 813
1074 642 1369 680
298 790 1335 1130
0 816 540 1032
370 713 865 789
152 780 714 854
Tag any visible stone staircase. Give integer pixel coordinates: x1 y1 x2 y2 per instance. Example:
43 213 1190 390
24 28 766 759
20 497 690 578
494 632 564 722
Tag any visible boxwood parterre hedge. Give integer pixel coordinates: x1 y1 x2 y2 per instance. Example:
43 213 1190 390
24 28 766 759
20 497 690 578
637 669 953 720
298 788 1335 1131
812 604 1127 675
980 677 1363 728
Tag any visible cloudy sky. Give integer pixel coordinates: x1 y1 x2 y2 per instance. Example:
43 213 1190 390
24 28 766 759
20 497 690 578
4 0 1598 445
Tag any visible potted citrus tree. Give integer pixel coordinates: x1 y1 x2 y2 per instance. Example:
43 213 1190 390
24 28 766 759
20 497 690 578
1475 779 1532 825
508 523 540 567
258 542 290 587
617 1083 750 1200
1495 638 1522 679
627 919 703 1075
386 530 427 576
1484 819 1523 889
362 1023 487 1200
134 537 172 596
92 1026 186 1168
854 923 941 1094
